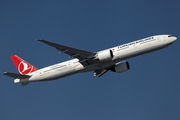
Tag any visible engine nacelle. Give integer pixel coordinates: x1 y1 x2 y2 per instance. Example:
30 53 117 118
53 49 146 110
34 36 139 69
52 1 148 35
112 61 130 73
96 49 113 61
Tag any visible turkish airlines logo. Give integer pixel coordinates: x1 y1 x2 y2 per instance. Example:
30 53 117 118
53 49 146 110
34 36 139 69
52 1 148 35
18 61 33 74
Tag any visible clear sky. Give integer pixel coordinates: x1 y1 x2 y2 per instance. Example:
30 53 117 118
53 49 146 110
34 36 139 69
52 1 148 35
1 0 180 120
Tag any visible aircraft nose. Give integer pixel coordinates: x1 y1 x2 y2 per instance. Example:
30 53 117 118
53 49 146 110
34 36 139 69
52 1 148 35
169 36 177 43
172 36 177 42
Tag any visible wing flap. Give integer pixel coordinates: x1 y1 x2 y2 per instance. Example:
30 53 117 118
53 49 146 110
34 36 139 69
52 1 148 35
94 69 108 77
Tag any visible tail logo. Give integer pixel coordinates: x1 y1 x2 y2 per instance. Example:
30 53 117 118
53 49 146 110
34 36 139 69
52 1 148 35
18 61 33 74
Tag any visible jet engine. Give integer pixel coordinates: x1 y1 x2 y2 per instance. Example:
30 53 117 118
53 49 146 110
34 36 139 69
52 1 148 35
111 61 130 73
96 49 113 61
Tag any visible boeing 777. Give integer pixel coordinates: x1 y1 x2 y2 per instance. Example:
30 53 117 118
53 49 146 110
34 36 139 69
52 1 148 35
3 35 177 86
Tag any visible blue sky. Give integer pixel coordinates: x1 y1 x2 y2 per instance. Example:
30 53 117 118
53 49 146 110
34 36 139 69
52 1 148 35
1 0 180 120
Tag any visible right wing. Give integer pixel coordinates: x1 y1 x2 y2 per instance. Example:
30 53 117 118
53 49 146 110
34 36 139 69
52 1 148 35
38 40 96 61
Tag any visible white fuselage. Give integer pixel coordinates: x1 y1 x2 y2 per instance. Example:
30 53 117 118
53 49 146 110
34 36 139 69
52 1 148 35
27 35 176 82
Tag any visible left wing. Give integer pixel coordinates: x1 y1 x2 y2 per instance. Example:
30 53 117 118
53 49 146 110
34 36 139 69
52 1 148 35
38 40 96 61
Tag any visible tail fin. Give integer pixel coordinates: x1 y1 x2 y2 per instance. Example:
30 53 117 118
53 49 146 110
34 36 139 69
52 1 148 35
10 55 38 75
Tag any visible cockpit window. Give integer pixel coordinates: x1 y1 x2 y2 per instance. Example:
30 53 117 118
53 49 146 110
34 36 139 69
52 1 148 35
168 35 172 37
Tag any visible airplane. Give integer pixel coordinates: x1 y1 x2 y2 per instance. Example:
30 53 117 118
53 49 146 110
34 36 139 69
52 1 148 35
3 34 177 86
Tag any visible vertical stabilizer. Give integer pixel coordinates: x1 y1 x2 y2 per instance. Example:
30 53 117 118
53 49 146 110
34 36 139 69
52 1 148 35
10 55 38 75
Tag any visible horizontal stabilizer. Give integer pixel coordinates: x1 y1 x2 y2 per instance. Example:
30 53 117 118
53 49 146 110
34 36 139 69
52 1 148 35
3 72 31 79
21 82 29 86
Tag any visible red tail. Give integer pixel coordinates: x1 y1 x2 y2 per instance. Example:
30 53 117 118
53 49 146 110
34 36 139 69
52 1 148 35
10 55 38 75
